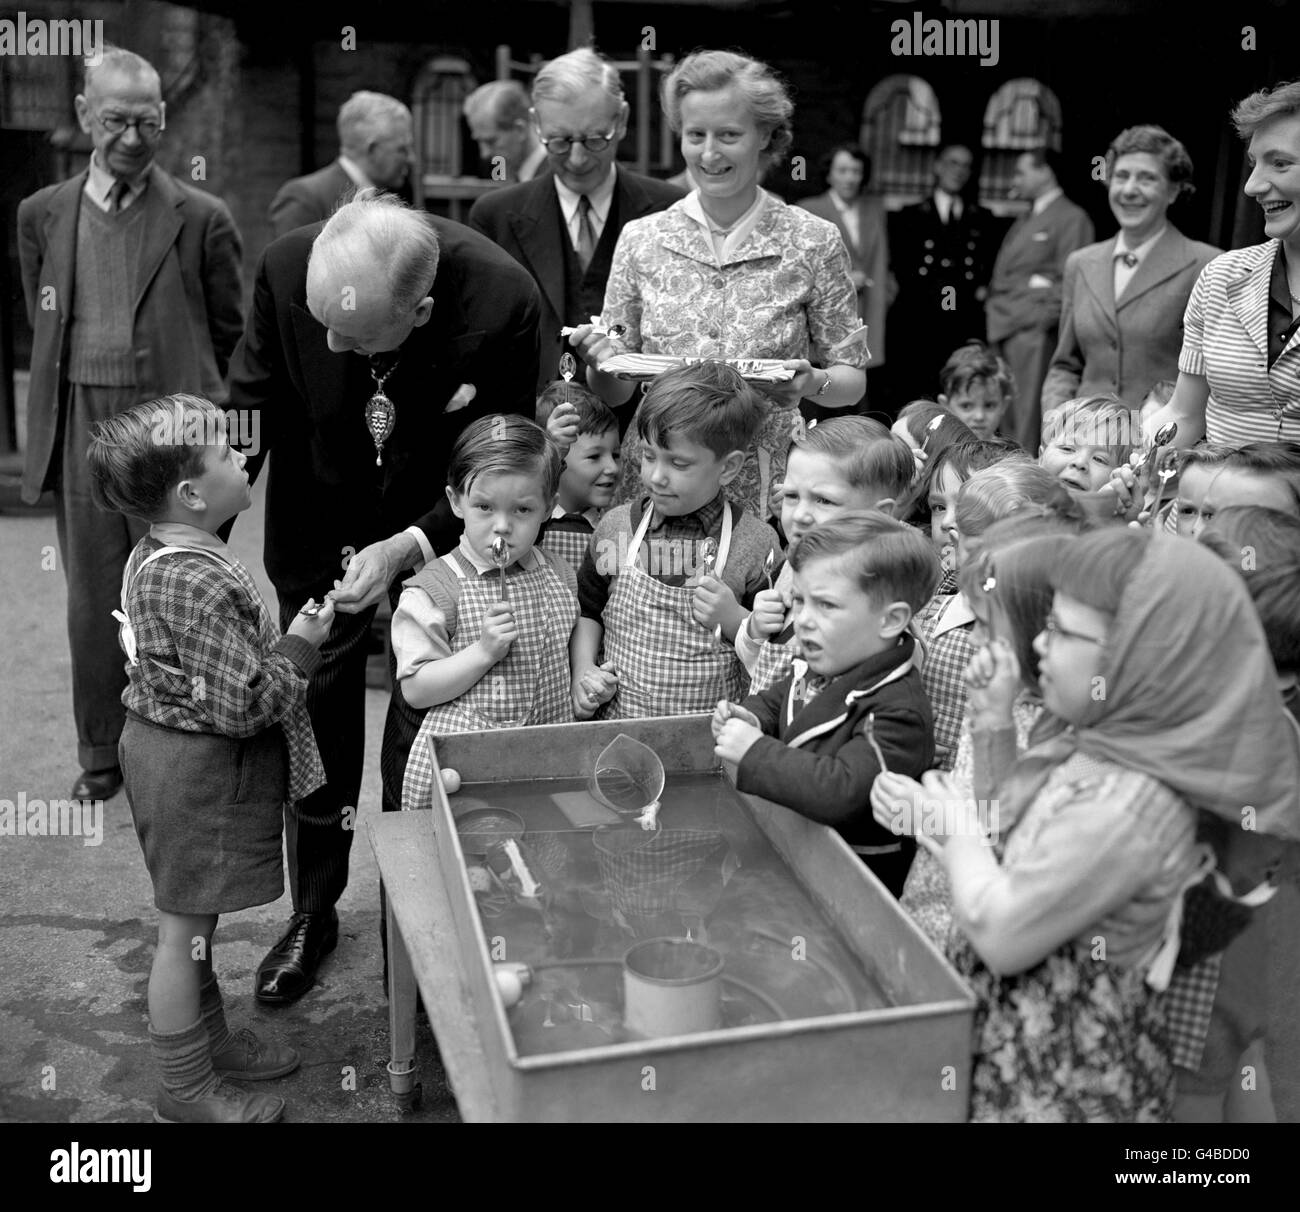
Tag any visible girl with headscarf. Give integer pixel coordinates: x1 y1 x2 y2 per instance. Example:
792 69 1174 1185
872 527 1300 1122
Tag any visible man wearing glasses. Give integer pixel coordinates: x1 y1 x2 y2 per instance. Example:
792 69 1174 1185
18 46 243 803
470 47 682 389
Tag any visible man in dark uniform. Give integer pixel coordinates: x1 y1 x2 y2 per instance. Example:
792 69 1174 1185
227 190 541 1003
887 144 999 405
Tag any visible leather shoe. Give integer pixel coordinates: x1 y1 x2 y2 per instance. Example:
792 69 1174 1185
255 910 338 1005
212 1027 300 1080
72 766 122 801
154 1079 284 1123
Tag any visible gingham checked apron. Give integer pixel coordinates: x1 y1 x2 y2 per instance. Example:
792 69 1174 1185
420 548 577 734
539 517 594 575
603 503 747 718
748 621 797 697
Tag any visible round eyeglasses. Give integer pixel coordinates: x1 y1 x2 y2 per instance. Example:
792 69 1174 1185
1041 612 1105 646
97 112 163 139
538 129 618 155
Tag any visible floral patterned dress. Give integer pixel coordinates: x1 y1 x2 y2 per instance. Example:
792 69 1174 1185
943 751 1198 1122
603 192 868 517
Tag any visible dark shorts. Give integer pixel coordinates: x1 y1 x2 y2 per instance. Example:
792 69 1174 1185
120 713 287 915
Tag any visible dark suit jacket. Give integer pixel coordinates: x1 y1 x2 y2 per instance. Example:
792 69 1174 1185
226 217 541 597
268 161 354 240
736 635 933 852
985 193 1094 342
468 167 683 386
1042 224 1220 410
17 164 244 502
797 190 891 366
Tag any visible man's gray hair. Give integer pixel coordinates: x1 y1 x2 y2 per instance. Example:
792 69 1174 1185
338 91 412 154
309 188 439 320
463 80 530 127
83 45 160 97
531 47 623 107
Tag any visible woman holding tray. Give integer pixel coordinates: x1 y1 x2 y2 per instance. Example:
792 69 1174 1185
568 49 868 517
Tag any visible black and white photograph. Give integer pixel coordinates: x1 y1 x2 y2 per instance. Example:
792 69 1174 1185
0 0 1296 1161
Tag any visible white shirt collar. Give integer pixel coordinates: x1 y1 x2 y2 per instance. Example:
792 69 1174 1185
931 591 975 639
147 521 233 558
518 143 548 182
1032 186 1063 216
553 165 617 225
337 155 373 189
1115 224 1167 260
85 151 149 210
681 188 770 264
829 191 854 215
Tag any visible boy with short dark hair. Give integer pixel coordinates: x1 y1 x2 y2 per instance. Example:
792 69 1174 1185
939 340 1016 442
536 379 622 571
571 361 779 718
713 511 939 896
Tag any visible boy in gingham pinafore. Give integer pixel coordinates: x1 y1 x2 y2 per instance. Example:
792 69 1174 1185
87 395 332 1126
571 363 780 720
737 416 915 696
394 415 578 810
535 375 622 573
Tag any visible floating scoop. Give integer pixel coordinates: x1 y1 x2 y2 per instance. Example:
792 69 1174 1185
491 536 509 602
589 733 666 831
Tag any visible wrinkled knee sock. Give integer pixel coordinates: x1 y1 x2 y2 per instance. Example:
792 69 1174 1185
149 1018 219 1101
198 973 235 1057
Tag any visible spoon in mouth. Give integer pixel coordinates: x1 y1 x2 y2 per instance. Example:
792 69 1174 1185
491 536 509 602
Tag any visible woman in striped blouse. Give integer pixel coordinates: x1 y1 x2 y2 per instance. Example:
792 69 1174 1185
1148 81 1300 450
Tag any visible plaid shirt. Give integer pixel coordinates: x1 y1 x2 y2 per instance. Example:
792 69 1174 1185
914 591 974 771
120 531 325 801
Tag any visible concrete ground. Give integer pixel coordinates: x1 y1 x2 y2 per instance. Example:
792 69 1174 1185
0 470 456 1124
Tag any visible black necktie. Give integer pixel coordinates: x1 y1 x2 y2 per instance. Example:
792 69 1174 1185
110 180 130 213
576 195 596 271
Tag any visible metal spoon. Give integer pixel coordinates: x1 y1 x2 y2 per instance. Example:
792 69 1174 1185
865 711 889 773
763 547 776 591
491 536 509 602
558 351 577 382
700 537 718 580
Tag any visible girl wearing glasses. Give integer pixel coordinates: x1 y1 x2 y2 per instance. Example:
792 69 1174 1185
874 527 1300 1121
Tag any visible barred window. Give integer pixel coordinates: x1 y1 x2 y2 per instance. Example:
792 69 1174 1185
979 78 1063 213
412 56 475 178
859 74 942 208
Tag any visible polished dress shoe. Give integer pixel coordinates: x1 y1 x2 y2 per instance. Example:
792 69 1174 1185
255 910 338 1005
154 1079 284 1123
212 1028 300 1080
71 766 122 801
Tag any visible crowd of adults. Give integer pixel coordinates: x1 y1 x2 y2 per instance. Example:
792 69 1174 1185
17 39 1300 1014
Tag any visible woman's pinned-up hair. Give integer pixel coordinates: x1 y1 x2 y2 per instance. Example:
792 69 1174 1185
661 49 794 168
1105 125 1195 199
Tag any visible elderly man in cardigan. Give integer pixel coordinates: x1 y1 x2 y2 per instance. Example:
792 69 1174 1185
18 46 243 803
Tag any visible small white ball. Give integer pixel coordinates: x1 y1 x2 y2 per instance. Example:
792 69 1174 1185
440 768 462 794
494 967 524 1008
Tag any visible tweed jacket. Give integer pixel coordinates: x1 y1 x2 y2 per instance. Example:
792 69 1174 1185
1041 224 1219 410
17 163 244 502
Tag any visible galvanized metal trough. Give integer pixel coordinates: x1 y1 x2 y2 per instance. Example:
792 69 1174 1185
417 715 975 1122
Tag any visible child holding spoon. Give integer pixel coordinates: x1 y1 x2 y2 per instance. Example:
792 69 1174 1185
393 415 579 742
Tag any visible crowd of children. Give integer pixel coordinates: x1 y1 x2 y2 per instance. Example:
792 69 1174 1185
96 329 1300 1123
